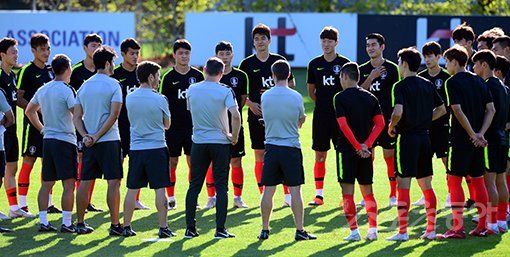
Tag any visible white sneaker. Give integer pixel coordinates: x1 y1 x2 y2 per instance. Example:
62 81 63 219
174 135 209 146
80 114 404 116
205 198 216 209
498 222 508 233
343 231 361 241
0 211 11 221
9 208 36 218
282 201 291 208
233 197 248 208
389 197 398 207
412 196 425 207
134 200 150 210
420 231 436 240
386 232 409 241
365 232 378 241
444 193 451 208
356 199 365 207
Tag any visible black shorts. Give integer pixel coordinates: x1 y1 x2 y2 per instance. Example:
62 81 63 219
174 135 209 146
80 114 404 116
395 133 433 179
485 144 508 174
119 127 130 158
430 123 449 158
42 139 77 181
21 121 43 158
231 126 246 158
81 140 123 180
261 144 305 187
127 147 170 189
4 132 19 162
166 129 192 157
447 144 485 177
248 119 265 150
374 123 396 149
336 151 373 185
312 112 340 151
0 151 5 177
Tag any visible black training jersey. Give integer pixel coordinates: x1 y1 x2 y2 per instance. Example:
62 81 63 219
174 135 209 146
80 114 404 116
112 64 140 129
159 66 204 130
69 60 95 91
307 54 350 115
334 87 382 153
418 68 451 126
220 67 248 112
358 59 400 120
485 77 509 146
446 72 493 146
0 69 18 133
239 53 294 121
393 76 443 134
18 62 54 103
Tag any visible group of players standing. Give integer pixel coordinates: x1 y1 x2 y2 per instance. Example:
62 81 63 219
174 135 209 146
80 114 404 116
0 21 509 242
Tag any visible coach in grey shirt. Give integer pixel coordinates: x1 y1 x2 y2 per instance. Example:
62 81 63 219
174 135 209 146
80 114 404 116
184 57 241 239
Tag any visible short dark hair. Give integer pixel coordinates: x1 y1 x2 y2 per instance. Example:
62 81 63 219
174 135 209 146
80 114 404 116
340 62 360 82
444 45 469 67
398 47 422 72
252 23 271 40
366 33 385 46
0 37 17 54
83 34 102 46
421 41 442 56
30 33 49 49
205 57 224 76
271 60 290 81
495 55 510 78
320 26 338 41
472 50 497 70
452 22 475 42
494 36 510 49
215 41 233 54
173 39 191 53
120 38 141 53
51 54 71 76
93 46 117 70
477 33 496 50
136 61 161 84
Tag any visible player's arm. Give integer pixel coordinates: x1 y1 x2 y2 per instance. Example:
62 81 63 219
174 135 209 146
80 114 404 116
307 83 316 103
388 104 402 138
478 102 495 136
360 66 386 90
228 106 241 145
288 77 296 89
432 104 446 121
16 70 30 109
73 104 88 137
365 100 385 148
240 95 247 108
298 96 306 128
25 102 43 132
162 96 171 130
450 104 478 140
2 109 14 128
334 95 361 150
245 98 262 116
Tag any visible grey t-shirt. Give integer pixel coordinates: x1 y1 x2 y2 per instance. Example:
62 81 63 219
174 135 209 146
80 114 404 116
126 87 170 150
75 73 122 143
31 81 76 145
187 81 237 144
0 91 11 151
261 86 305 149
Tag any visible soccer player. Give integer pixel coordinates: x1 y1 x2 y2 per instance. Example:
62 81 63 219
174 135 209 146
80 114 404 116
239 23 295 206
494 55 510 83
160 39 204 209
122 61 175 238
69 33 103 213
477 28 504 51
334 62 384 241
204 41 249 209
0 78 15 232
492 36 510 86
112 38 148 210
386 47 446 241
16 33 61 214
472 50 509 233
184 57 241 239
452 22 476 72
306 26 350 206
413 41 452 208
359 33 400 207
438 45 495 239
0 37 34 219
73 46 123 235
25 54 77 233
258 60 315 241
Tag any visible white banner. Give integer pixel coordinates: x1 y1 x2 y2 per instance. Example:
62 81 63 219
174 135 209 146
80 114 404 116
185 12 358 67
0 11 135 65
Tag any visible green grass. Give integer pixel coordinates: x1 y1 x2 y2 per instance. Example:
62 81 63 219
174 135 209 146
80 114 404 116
0 69 509 256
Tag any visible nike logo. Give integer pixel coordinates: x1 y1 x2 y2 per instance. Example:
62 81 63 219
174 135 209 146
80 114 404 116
363 74 369 77
238 151 245 155
253 69 261 73
7 83 11 87
172 81 180 85
36 75 41 78
119 78 127 82
317 67 324 71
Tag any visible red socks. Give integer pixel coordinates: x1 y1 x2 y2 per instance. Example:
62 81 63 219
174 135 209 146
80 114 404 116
313 161 326 191
255 162 263 194
342 194 357 230
17 163 33 196
471 177 488 230
384 156 397 198
448 175 464 231
423 188 437 232
497 202 508 221
231 167 244 197
166 167 177 198
283 185 290 194
206 166 216 197
6 188 17 206
397 188 410 234
363 193 378 228
136 189 140 201
466 175 475 200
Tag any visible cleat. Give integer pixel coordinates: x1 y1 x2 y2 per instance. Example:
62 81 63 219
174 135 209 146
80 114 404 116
412 196 425 207
437 229 465 239
109 224 123 236
343 231 361 241
464 199 476 209
122 226 137 237
158 227 176 238
499 223 508 233
258 229 270 240
76 223 94 234
365 231 378 241
0 226 13 233
308 196 324 206
0 211 11 220
233 197 248 208
420 231 436 240
444 193 451 208
87 203 103 212
184 227 199 239
61 224 77 233
295 230 317 241
389 197 398 207
356 199 365 207
282 202 291 208
168 201 176 210
196 203 202 210
38 223 58 232
469 228 488 237
205 198 216 209
386 232 409 241
214 229 235 239
47 205 62 214
487 224 499 235
471 217 479 224
9 208 35 218
134 201 150 210
20 206 30 213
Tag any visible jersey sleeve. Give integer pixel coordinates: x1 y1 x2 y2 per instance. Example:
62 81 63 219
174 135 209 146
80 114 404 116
225 88 238 109
392 82 404 106
159 70 170 95
65 88 76 110
30 89 40 105
334 93 345 118
69 70 80 90
482 80 494 105
240 70 248 96
358 64 369 86
160 95 171 119
372 96 383 116
0 91 11 113
433 87 444 108
306 60 316 84
111 83 123 103
17 65 31 91
445 78 460 106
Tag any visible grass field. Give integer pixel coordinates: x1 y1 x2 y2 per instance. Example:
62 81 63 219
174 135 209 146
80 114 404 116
0 69 509 257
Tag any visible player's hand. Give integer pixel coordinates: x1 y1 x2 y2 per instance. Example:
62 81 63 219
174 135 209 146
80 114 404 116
505 122 510 131
247 101 262 116
369 66 386 81
84 134 98 147
388 124 396 138
471 133 487 147
357 144 372 158
223 131 238 145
